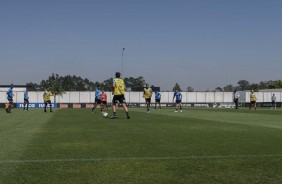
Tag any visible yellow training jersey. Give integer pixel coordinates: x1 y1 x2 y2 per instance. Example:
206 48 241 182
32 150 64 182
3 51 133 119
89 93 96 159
250 93 256 102
143 88 152 98
44 91 52 102
113 78 125 95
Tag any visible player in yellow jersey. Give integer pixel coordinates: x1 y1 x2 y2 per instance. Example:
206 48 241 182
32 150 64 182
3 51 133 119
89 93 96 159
111 72 130 119
249 90 257 110
143 84 152 113
43 88 53 113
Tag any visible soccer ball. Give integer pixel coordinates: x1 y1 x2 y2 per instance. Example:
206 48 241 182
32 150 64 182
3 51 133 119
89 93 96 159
102 112 108 118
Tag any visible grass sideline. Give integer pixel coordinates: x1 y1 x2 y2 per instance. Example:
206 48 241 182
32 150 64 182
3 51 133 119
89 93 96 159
0 108 282 184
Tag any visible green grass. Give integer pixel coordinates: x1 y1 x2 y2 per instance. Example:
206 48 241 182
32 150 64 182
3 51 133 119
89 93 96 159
0 107 282 184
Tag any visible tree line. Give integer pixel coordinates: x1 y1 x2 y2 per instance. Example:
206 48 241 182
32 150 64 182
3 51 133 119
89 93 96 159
173 80 282 92
27 74 282 95
27 73 148 92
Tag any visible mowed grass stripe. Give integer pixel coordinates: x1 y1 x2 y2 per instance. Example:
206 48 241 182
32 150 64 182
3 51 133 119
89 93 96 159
0 109 56 183
1 154 282 164
131 108 282 129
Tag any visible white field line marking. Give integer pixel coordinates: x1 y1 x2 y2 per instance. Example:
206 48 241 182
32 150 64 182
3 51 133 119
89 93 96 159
1 154 282 164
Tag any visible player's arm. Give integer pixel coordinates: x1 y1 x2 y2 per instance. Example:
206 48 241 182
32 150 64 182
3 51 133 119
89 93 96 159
173 92 175 101
112 79 116 89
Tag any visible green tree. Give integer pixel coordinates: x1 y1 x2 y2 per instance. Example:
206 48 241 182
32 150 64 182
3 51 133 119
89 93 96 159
187 86 194 92
44 73 65 103
172 83 182 92
237 80 250 91
250 83 259 91
26 82 41 91
214 87 223 92
101 78 113 91
124 76 146 91
223 84 234 92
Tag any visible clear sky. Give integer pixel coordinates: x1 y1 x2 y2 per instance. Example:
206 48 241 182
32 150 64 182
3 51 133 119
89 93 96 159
0 0 281 91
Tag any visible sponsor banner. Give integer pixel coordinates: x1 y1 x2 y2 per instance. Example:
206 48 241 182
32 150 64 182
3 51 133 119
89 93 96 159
213 103 235 109
59 104 69 109
72 104 81 109
194 103 211 108
261 102 281 107
16 103 57 108
0 103 5 108
86 104 94 108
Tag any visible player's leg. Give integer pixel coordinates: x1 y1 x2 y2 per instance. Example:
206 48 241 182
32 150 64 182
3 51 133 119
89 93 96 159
254 102 256 110
175 102 178 112
26 100 29 111
44 101 47 112
155 99 157 110
147 99 149 111
5 103 9 113
121 95 130 119
111 96 118 118
23 100 26 111
7 100 12 113
8 100 13 113
92 99 98 112
122 102 130 119
101 102 104 111
49 101 53 112
180 102 183 112
122 103 130 119
147 99 151 113
249 102 252 110
99 100 102 112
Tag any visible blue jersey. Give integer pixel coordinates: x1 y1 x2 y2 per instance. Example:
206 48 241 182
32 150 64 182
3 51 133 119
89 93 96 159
155 92 161 99
174 92 182 101
7 88 13 99
95 89 101 99
24 91 29 99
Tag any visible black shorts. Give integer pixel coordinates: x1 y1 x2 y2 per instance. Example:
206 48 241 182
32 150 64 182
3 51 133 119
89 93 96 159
250 101 256 104
145 98 151 103
8 98 13 104
44 100 51 104
176 100 182 104
24 99 29 103
155 99 160 103
112 95 126 105
95 98 101 104
102 101 107 105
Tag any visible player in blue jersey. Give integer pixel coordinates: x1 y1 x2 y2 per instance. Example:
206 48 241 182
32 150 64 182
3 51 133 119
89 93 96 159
155 91 161 110
6 84 14 113
23 88 29 111
173 90 183 112
92 85 102 113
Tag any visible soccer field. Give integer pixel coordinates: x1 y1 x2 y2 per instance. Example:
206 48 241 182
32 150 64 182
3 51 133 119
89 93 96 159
0 108 282 184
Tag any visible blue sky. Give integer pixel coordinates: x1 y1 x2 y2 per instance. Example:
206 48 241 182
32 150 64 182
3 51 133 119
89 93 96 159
0 0 281 90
